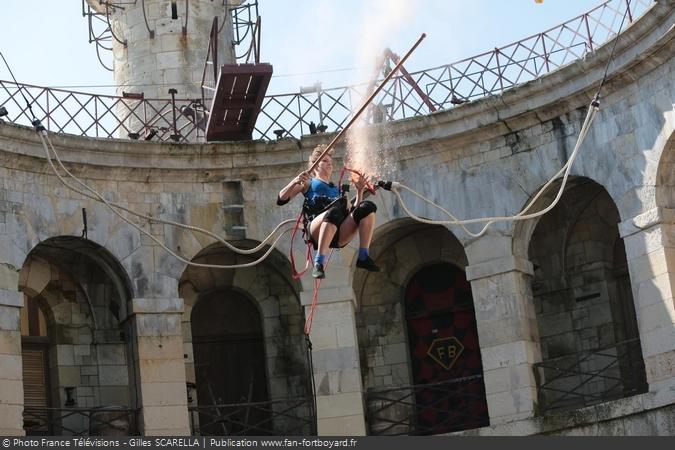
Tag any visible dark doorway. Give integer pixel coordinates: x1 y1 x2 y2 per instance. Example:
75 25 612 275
21 296 52 435
404 263 489 434
191 290 270 435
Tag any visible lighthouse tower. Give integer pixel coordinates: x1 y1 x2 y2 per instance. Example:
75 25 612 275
87 0 240 101
85 0 271 141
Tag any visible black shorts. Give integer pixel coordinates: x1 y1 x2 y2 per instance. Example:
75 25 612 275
309 205 349 250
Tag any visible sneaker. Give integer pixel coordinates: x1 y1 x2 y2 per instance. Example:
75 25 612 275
356 256 381 272
312 263 326 279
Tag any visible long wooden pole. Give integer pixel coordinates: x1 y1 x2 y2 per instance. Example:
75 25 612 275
307 33 427 173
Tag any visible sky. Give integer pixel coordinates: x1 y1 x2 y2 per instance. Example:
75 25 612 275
0 1 600 97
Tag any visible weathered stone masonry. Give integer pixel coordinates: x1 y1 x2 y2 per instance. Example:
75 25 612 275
0 0 673 436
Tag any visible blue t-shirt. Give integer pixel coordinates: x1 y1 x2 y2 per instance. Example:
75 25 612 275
303 178 342 220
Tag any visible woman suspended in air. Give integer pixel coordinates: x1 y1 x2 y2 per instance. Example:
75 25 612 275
277 144 380 279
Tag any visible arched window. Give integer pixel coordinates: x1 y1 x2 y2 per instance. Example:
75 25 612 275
529 180 646 413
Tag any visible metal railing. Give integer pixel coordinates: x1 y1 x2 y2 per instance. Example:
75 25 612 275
0 81 204 142
23 406 139 436
1 0 652 142
364 374 489 436
189 397 316 436
254 0 652 140
534 338 647 414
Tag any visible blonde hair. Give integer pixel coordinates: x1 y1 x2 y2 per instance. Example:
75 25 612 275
307 144 332 172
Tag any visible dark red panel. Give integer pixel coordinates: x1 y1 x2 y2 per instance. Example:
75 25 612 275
404 263 489 434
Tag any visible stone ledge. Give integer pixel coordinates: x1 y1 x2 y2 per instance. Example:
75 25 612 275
0 289 22 308
132 298 184 314
466 256 534 281
453 383 675 436
619 207 675 238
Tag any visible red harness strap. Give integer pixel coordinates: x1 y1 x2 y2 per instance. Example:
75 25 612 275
304 250 335 335
290 211 312 280
290 166 378 335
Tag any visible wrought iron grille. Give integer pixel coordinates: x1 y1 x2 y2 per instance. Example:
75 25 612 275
231 0 261 64
82 1 260 69
534 338 647 414
23 406 139 436
81 0 133 72
189 397 316 436
365 374 489 436
1 0 653 142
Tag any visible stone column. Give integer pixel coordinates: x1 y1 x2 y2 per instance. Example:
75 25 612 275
466 253 541 425
131 297 190 435
0 264 25 435
301 271 367 436
619 208 675 391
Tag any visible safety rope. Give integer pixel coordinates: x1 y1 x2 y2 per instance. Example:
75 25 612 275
303 249 335 335
37 130 295 269
378 3 630 237
386 102 598 237
41 131 294 255
289 212 312 280
303 334 318 434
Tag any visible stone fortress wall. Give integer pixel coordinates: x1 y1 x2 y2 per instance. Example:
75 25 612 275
0 0 673 436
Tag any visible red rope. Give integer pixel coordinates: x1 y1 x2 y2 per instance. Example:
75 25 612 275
289 212 312 280
304 250 334 335
304 278 321 335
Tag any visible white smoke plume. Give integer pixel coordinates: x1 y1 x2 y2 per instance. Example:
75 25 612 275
344 0 416 181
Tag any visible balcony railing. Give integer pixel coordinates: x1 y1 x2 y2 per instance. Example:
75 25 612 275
189 397 316 436
255 0 652 140
23 406 139 436
365 374 489 436
1 0 653 142
534 338 647 414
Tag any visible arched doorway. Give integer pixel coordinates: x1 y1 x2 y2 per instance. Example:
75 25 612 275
180 241 313 436
355 221 489 435
404 263 489 434
19 237 137 436
191 289 270 435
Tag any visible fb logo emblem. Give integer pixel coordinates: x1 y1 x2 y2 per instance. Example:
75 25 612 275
427 336 464 370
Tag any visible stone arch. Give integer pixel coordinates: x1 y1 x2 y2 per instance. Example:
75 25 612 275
655 130 675 209
354 218 468 302
520 177 647 413
18 236 137 435
354 219 488 434
179 241 312 435
20 237 133 317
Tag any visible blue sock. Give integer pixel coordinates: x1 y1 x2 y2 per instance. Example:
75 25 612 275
358 247 369 261
314 254 326 265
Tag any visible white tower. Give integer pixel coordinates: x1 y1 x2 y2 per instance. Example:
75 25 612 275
86 0 248 139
